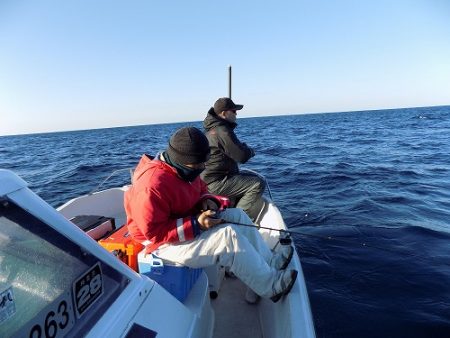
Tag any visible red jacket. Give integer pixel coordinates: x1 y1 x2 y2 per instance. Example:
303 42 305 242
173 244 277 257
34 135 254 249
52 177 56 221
125 154 208 253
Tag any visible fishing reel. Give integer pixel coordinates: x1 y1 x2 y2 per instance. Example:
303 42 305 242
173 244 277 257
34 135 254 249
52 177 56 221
199 193 230 211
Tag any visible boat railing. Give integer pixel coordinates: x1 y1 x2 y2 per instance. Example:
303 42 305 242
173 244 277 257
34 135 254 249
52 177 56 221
89 167 273 201
240 168 273 201
89 167 134 195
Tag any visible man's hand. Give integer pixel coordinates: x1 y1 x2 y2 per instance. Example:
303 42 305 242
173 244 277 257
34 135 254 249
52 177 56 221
197 210 223 230
243 143 255 158
249 147 255 157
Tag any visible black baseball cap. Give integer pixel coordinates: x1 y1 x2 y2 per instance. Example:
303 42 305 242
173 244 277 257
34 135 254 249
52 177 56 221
213 97 244 114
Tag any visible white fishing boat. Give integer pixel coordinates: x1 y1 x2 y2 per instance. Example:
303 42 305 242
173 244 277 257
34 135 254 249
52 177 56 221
0 168 316 337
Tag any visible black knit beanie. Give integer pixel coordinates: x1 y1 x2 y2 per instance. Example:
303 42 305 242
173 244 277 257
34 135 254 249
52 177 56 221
166 127 210 164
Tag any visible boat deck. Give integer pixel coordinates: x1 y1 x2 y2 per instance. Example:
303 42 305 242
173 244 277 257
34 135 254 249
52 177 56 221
211 275 262 338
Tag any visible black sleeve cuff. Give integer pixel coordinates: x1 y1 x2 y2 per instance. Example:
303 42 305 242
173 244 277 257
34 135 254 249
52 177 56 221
191 216 201 237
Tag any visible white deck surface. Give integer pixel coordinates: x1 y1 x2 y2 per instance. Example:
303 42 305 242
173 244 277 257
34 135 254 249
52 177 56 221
212 275 263 338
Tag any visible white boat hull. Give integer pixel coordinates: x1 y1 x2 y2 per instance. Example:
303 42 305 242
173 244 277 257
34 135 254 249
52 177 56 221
0 169 315 338
58 186 316 338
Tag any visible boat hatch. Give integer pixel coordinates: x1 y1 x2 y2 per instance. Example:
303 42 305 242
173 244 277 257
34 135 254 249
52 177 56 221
0 199 129 338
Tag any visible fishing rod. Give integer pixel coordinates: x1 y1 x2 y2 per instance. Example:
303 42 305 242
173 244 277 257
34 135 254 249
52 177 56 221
228 65 232 99
226 220 403 254
223 67 399 254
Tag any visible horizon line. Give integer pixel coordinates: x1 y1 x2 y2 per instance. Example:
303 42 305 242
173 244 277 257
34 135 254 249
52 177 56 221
2 103 449 138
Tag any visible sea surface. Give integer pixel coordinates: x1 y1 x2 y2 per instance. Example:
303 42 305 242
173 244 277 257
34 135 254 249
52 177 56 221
1 106 450 338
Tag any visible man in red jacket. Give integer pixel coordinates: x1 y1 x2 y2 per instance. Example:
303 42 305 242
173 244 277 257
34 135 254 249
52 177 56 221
125 126 297 302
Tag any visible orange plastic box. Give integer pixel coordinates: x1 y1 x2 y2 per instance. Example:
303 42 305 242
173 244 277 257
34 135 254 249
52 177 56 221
98 225 144 272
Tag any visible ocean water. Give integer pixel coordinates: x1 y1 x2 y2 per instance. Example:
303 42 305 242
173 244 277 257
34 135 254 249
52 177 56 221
1 106 450 337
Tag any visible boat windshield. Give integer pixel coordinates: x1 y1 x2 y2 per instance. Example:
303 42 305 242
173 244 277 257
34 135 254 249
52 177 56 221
0 199 129 338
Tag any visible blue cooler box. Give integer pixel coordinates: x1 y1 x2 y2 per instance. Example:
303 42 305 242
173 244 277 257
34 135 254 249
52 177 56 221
138 250 202 302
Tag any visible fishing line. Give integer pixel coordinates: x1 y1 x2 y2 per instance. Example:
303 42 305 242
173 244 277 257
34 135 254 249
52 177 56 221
232 149 413 255
228 220 404 255
230 169 393 252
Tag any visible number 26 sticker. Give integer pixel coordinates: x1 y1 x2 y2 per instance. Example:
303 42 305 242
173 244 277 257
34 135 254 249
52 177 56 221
73 263 103 318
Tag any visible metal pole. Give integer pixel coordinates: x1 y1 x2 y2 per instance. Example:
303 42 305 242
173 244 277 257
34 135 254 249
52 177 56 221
228 65 232 99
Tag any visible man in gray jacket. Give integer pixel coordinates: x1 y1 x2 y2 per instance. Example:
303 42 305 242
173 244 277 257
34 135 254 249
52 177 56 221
202 97 266 223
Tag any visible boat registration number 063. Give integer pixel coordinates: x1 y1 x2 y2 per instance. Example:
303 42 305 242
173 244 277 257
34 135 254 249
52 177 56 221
73 262 103 318
17 291 75 338
14 263 103 338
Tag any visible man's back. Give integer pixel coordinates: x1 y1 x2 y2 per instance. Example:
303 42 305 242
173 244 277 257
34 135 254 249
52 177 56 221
202 108 253 184
125 154 206 247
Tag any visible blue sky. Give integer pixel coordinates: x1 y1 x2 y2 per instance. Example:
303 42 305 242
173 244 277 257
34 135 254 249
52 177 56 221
1 0 450 136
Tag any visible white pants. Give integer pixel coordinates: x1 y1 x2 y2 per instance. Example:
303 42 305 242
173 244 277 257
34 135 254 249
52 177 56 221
155 208 277 297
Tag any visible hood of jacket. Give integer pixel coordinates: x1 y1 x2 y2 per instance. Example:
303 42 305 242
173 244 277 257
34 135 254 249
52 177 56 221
203 107 237 131
132 153 178 182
